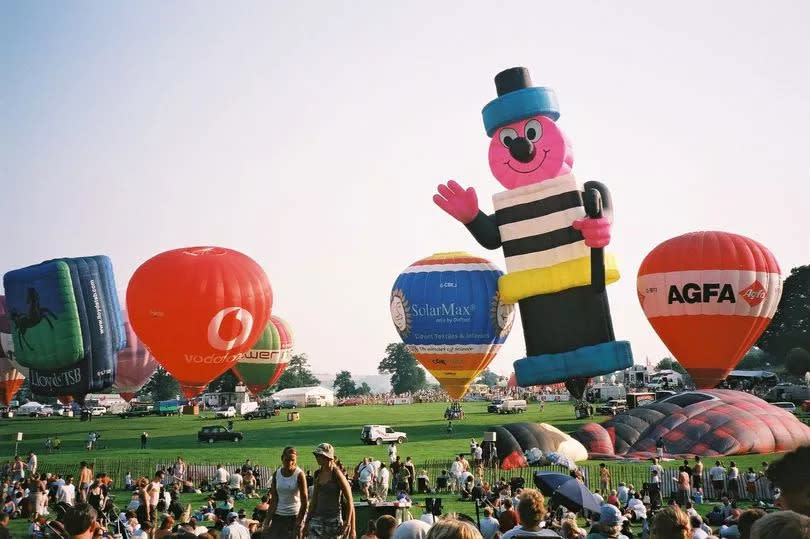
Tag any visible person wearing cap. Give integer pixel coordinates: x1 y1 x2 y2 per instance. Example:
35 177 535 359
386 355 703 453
304 443 355 538
433 66 632 400
585 505 628 539
222 511 250 539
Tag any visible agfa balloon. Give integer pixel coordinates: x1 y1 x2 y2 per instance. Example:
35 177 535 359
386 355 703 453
126 246 273 398
637 231 782 388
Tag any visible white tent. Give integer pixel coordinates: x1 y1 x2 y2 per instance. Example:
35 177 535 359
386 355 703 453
272 386 335 407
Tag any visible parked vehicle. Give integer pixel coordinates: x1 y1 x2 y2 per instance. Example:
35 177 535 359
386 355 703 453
361 425 407 445
585 384 627 403
498 399 527 414
626 392 656 409
156 400 181 416
215 406 237 418
119 404 154 418
34 405 55 417
772 401 797 413
764 384 810 404
338 397 364 406
596 398 628 416
275 400 297 409
198 425 243 443
243 405 279 420
89 406 107 416
487 399 505 413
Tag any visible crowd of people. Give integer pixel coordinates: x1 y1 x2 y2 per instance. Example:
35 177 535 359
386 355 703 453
2 441 810 538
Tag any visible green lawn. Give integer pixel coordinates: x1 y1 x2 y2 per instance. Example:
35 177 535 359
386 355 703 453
0 401 788 537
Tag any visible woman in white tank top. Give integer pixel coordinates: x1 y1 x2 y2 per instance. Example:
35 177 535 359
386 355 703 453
264 446 309 539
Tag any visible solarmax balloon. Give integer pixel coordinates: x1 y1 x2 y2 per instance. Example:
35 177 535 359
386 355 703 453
114 311 158 402
637 232 782 389
126 247 273 398
391 252 514 399
232 315 294 395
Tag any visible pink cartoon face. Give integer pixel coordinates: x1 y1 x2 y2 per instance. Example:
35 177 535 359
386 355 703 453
488 115 573 189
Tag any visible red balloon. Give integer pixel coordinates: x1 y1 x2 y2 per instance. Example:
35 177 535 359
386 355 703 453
126 247 273 398
638 232 782 389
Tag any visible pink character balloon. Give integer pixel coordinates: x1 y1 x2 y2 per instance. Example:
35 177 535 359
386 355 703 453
433 67 632 398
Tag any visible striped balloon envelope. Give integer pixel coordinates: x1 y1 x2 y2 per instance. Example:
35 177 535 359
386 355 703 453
391 252 514 400
114 312 158 402
637 232 782 389
232 315 294 395
0 360 24 406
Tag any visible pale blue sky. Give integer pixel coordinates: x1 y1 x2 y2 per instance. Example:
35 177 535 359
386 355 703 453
2 1 809 377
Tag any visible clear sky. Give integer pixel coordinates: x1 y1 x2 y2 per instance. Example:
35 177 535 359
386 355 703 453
2 1 809 377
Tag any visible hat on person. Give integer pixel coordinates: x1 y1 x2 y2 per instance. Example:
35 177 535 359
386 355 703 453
313 443 335 460
227 512 238 521
599 504 625 525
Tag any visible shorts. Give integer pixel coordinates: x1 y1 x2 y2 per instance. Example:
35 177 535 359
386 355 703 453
308 515 344 538
267 514 299 539
600 481 609 490
692 475 703 489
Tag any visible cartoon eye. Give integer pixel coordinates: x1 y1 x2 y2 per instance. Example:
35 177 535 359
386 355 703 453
499 128 518 148
524 119 542 142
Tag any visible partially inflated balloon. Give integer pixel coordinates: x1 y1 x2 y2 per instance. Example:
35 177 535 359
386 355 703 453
114 312 158 402
637 232 782 388
232 315 294 395
0 360 24 406
127 247 273 398
391 252 514 399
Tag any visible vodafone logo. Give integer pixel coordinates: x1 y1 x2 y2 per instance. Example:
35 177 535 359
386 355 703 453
207 307 254 351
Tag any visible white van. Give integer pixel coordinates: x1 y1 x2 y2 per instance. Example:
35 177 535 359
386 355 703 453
499 399 527 414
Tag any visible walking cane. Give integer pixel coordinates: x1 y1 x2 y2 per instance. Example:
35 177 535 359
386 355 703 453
583 188 605 293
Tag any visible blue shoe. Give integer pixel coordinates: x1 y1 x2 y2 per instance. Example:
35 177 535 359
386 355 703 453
513 340 633 386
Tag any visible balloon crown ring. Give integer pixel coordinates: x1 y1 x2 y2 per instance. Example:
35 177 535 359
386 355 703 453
482 67 560 137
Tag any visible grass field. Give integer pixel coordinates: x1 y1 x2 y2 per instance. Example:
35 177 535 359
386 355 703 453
0 401 788 536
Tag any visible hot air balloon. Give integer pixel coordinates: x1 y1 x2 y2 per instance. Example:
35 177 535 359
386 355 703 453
114 312 159 402
2 257 125 397
232 315 294 395
637 231 782 389
0 360 24 406
127 246 273 398
390 252 514 400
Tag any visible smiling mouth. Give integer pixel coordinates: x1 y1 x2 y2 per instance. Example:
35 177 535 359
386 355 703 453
506 149 549 173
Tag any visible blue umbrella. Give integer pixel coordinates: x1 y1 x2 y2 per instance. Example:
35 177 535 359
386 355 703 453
533 471 573 496
551 478 602 513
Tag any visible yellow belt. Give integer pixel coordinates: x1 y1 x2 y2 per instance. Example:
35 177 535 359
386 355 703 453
498 254 620 304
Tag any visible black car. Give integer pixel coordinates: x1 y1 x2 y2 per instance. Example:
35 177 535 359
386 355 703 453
243 406 279 420
275 400 297 409
198 425 243 443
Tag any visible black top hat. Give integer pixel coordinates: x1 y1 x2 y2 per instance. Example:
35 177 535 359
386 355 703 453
495 67 533 96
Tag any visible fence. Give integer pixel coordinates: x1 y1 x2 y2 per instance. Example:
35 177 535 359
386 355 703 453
418 459 775 502
32 458 774 502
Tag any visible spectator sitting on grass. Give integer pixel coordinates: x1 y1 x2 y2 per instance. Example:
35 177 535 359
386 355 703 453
766 445 810 517
737 508 766 539
586 504 628 539
749 510 810 539
63 503 98 539
502 489 559 538
649 506 689 539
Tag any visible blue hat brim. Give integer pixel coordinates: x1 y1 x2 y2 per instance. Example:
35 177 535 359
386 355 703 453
482 87 560 137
